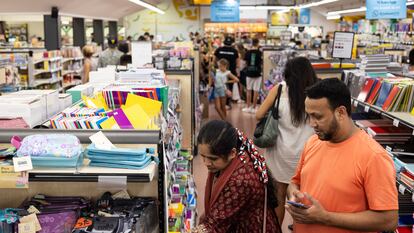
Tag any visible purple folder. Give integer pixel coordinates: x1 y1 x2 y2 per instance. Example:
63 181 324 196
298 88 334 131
112 109 133 129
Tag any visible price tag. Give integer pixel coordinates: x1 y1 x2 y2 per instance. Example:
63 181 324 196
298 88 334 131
18 222 36 233
364 106 370 113
13 156 33 172
353 100 358 107
412 193 414 203
89 131 115 150
399 184 406 194
367 128 376 137
393 119 400 127
385 146 392 153
19 214 41 231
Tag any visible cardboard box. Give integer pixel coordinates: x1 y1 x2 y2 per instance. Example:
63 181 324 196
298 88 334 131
59 94 73 112
7 90 59 118
0 95 45 127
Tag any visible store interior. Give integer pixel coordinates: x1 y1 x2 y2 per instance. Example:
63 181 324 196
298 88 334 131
0 0 413 232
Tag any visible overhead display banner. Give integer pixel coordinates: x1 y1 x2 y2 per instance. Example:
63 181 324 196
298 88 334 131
366 0 407 19
270 9 311 25
211 0 240 22
332 32 355 59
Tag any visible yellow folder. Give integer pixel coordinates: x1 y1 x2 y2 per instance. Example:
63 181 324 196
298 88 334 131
100 116 120 129
121 104 157 130
125 93 162 117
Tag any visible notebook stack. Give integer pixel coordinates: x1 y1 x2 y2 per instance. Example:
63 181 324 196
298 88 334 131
359 55 390 73
356 77 414 112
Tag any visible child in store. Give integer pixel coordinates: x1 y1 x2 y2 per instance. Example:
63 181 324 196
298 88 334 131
210 59 239 120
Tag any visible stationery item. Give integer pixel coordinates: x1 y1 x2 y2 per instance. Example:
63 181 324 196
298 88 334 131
375 81 393 108
125 93 162 117
357 78 376 102
99 117 120 129
382 85 400 111
121 104 154 130
366 80 382 104
368 126 412 136
89 131 115 151
112 109 133 129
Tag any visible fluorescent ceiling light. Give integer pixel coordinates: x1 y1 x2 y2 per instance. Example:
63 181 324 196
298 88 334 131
128 0 165 14
239 6 257 10
326 14 340 20
301 0 339 8
327 6 366 15
256 6 292 10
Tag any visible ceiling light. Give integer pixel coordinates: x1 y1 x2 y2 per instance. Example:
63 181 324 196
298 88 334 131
239 6 257 10
301 0 339 8
256 5 292 10
326 14 340 20
327 6 366 15
128 0 165 14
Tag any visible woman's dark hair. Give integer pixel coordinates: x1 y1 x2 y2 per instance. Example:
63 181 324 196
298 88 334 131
138 36 146 41
283 57 318 126
306 78 352 115
197 120 278 209
197 120 238 158
409 49 414 66
120 54 132 66
118 41 129 54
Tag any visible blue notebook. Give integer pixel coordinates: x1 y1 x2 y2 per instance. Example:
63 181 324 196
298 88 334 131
375 82 393 108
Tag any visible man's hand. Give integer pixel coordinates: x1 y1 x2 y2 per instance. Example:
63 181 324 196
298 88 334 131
286 193 330 225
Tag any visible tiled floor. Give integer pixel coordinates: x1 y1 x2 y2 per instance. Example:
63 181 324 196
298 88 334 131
193 102 292 232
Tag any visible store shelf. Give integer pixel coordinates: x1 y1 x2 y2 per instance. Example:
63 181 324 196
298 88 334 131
62 57 83 63
352 98 414 130
33 56 62 64
34 67 63 76
28 162 157 182
33 77 62 86
63 80 82 89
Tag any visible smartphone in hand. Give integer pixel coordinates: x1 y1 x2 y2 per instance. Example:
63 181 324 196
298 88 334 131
287 200 310 209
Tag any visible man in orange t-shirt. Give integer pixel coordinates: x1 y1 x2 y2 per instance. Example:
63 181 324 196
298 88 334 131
286 78 398 233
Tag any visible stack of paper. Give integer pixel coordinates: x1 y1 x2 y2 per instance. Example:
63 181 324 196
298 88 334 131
359 55 390 73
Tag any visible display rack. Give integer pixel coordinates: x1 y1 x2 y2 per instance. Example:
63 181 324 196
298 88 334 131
0 128 167 232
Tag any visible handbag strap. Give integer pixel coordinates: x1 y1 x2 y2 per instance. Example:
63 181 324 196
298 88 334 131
271 84 283 119
262 186 267 233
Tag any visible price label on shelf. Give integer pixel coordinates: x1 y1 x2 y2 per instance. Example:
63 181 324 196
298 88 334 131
364 106 370 113
353 100 358 107
13 156 33 172
412 193 414 203
385 146 392 153
399 184 406 195
367 128 376 137
393 119 400 127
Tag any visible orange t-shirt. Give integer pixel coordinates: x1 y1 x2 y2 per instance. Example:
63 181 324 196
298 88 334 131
291 129 398 233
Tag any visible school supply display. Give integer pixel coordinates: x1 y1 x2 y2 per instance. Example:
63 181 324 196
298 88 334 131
85 144 157 170
16 134 83 168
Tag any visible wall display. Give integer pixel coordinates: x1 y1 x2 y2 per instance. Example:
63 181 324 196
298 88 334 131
210 0 240 22
270 8 311 26
366 0 407 19
125 0 201 41
332 31 355 59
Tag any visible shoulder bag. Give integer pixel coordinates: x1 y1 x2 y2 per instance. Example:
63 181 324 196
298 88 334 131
253 84 283 148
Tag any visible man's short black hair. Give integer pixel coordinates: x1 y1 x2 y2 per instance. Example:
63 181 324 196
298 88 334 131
305 78 352 115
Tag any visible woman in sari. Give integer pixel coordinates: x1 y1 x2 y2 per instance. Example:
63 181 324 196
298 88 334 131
192 120 281 233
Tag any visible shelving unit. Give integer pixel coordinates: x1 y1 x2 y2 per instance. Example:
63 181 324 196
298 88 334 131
0 128 166 232
352 98 414 131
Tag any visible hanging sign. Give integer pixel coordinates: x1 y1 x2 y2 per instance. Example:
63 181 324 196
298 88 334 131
299 8 311 24
366 0 407 19
332 31 355 59
211 0 240 22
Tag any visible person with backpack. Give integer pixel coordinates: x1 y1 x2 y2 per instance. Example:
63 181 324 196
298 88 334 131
242 38 262 114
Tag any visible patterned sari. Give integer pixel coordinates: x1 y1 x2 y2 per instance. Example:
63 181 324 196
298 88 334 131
192 131 281 233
